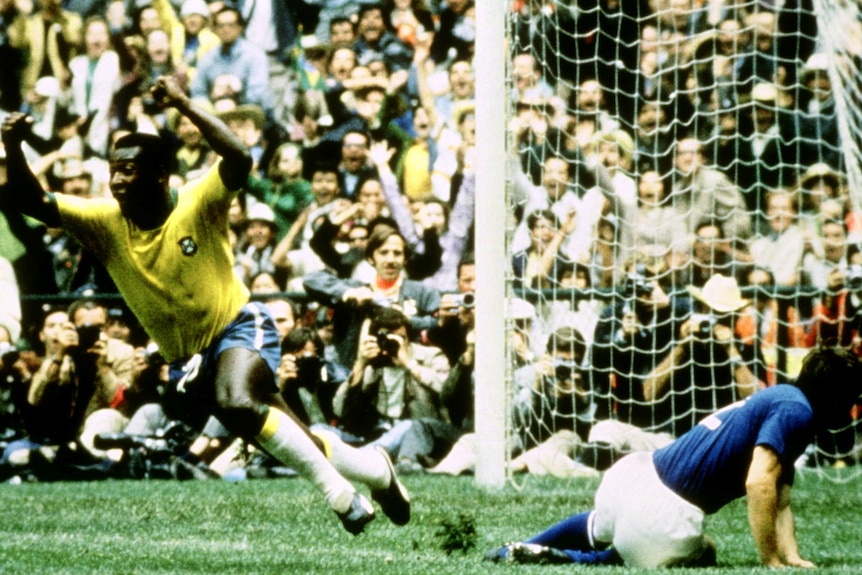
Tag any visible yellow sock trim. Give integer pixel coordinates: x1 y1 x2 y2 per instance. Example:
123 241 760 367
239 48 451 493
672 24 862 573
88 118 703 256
257 408 281 442
311 430 333 461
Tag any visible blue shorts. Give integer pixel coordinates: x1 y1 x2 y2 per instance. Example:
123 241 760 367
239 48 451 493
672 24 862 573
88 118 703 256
163 302 282 425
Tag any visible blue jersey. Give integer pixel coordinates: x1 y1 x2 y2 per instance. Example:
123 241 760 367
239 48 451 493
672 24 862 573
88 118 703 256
653 385 814 514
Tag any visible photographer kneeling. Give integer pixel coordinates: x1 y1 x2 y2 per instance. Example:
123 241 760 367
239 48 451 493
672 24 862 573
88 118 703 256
334 307 451 472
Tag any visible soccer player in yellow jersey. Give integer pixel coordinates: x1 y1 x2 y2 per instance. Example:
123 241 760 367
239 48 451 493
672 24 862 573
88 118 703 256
1 76 409 535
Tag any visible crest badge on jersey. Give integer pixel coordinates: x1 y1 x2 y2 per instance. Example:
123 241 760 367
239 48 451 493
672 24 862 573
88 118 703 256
179 236 198 256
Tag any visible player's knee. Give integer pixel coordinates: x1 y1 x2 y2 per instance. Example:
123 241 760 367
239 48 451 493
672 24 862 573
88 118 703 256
214 395 265 437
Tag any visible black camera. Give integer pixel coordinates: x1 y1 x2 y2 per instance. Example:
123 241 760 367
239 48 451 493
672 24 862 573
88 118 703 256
375 329 401 357
690 313 716 339
143 342 165 367
552 358 578 382
76 323 102 351
847 264 862 291
451 292 475 309
295 354 323 384
624 265 655 298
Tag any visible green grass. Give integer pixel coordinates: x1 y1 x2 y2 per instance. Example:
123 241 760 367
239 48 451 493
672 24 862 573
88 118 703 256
1 471 861 574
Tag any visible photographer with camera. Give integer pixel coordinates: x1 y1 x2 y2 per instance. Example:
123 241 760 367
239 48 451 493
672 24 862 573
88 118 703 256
508 326 597 477
333 306 451 471
806 239 862 353
643 274 763 436
278 327 348 428
303 226 441 367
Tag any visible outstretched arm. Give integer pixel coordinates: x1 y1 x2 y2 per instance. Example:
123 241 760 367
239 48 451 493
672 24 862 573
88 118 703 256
152 76 251 190
1 113 60 227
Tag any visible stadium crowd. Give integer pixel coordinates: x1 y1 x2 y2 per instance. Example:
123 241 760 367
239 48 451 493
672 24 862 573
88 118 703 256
0 0 861 483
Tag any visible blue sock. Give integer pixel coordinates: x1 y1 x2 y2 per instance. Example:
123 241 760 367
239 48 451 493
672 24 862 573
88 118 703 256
526 511 595 550
563 548 622 565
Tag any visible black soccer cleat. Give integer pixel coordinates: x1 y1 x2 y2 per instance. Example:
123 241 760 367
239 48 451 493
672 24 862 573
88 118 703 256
337 493 376 535
370 446 411 526
483 542 573 565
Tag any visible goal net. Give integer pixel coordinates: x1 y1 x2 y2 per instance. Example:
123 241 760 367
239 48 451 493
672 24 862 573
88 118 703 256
500 0 862 481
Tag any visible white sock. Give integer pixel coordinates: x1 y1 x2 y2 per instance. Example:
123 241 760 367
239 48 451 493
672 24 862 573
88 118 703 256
255 408 355 513
313 428 390 490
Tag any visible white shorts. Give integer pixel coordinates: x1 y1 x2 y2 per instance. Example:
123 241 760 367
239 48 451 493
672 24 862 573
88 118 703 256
592 451 707 567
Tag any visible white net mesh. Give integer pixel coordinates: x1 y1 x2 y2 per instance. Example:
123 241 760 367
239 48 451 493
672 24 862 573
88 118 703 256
504 0 862 479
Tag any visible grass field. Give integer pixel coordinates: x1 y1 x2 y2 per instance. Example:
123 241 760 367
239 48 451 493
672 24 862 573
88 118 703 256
2 471 861 574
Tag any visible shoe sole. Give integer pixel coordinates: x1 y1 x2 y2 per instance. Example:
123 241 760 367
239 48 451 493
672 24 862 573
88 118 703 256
338 493 375 535
370 447 411 526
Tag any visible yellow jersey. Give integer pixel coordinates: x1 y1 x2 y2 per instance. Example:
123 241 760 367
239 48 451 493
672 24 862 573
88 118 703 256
56 163 248 362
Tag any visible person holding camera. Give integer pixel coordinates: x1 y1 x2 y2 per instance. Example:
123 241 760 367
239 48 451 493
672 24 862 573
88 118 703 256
507 326 603 478
5 305 125 473
303 225 441 367
277 327 348 429
333 306 451 471
806 233 862 353
643 274 763 436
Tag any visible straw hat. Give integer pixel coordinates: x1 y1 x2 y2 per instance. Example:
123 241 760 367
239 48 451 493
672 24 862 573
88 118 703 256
686 274 748 313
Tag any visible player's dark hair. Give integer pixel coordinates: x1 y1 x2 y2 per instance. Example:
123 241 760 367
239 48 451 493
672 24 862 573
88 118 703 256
792 347 862 431
113 132 171 176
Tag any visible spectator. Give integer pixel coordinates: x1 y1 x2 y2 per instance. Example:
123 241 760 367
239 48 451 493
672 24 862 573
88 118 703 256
151 0 220 83
353 3 413 73
512 326 593 452
166 102 214 180
631 99 675 176
564 79 620 153
69 16 121 157
411 257 476 468
278 327 346 428
333 129 379 199
643 274 762 436
430 0 474 64
750 190 806 287
797 53 841 170
674 221 751 289
246 142 313 242
431 58 475 131
234 203 283 289
328 16 356 50
333 306 451 471
192 7 272 117
590 263 689 436
10 0 83 101
263 297 298 343
271 159 341 288
303 225 440 366
801 218 851 292
670 136 752 242
249 270 283 294
370 139 473 291
732 82 803 222
512 208 576 290
631 169 687 258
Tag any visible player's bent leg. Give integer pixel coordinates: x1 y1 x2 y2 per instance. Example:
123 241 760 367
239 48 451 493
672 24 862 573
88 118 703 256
213 349 374 534
312 428 410 525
